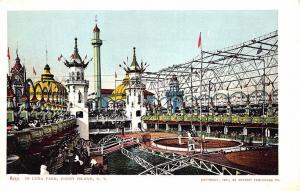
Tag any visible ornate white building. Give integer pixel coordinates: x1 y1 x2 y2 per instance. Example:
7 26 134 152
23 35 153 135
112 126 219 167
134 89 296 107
63 37 92 140
124 47 147 131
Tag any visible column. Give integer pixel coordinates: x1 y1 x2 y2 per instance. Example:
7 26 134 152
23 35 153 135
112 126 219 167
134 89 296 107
206 125 211 134
166 123 170 131
178 124 182 132
224 126 228 135
100 145 104 155
191 124 196 132
243 127 248 136
143 123 147 130
155 123 158 131
265 128 270 137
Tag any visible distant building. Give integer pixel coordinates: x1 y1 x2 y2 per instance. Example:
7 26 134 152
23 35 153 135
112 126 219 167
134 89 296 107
8 52 26 106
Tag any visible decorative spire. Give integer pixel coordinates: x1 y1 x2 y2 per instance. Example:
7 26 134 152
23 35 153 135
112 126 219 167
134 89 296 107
131 47 138 67
15 48 20 62
73 37 81 60
63 37 91 68
74 37 78 53
93 15 100 33
45 46 48 66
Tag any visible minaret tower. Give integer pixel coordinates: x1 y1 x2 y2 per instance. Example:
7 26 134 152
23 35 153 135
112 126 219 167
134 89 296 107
124 47 147 132
91 17 103 110
62 37 92 140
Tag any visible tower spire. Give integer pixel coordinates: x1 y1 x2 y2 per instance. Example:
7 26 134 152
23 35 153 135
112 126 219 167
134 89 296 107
74 37 78 53
93 16 100 33
45 46 48 66
16 48 19 59
131 47 138 67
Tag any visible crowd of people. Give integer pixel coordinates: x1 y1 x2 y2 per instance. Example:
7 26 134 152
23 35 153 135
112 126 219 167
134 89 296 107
40 135 105 175
89 109 127 120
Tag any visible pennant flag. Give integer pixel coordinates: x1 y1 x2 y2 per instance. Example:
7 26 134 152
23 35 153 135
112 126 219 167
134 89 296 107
257 45 263 54
7 47 10 60
33 67 36 76
57 54 63 61
198 32 202 49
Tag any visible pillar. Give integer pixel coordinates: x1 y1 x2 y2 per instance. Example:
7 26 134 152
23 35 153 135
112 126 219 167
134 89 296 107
224 126 228 135
166 123 170 131
267 105 273 117
243 127 248 136
178 124 182 132
206 125 211 134
100 145 104 155
143 123 147 130
178 134 182 145
227 105 232 115
155 123 158 130
245 105 250 115
265 128 270 137
191 124 196 132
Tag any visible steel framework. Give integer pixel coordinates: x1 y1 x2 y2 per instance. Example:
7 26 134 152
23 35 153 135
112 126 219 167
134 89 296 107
138 148 254 175
143 31 278 106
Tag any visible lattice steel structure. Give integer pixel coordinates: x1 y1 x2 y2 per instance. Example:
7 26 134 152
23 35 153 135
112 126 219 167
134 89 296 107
143 31 278 108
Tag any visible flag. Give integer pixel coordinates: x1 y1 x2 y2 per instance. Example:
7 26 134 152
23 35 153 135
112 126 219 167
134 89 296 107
115 72 117 78
33 67 36 76
84 54 87 60
198 32 202 49
7 47 10 60
257 45 263 54
58 54 63 61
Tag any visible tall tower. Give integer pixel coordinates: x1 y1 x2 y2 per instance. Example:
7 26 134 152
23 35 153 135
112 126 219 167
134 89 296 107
124 47 147 132
63 38 92 140
10 51 26 106
91 21 102 110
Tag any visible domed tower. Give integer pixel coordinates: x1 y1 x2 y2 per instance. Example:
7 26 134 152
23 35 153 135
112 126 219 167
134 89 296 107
124 47 147 132
63 37 92 140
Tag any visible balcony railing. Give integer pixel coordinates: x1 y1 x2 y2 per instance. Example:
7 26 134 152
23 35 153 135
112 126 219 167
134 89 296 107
65 79 89 84
142 114 278 125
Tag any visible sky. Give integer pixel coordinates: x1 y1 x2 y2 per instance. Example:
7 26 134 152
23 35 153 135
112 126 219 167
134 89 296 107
7 11 277 92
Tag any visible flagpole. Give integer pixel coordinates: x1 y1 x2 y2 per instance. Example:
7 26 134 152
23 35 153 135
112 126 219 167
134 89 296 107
199 32 204 153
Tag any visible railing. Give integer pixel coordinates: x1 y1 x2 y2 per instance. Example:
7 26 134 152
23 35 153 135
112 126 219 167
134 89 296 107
65 79 89 84
7 119 77 149
142 115 278 125
203 133 278 144
89 116 129 122
90 136 135 155
89 128 137 135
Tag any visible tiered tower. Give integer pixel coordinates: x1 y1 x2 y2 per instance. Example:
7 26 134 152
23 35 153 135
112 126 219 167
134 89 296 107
63 38 92 140
91 22 102 110
124 47 147 131
165 75 184 114
10 51 26 106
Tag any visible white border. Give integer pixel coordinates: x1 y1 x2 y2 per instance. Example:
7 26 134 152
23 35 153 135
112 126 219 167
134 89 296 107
1 0 300 191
